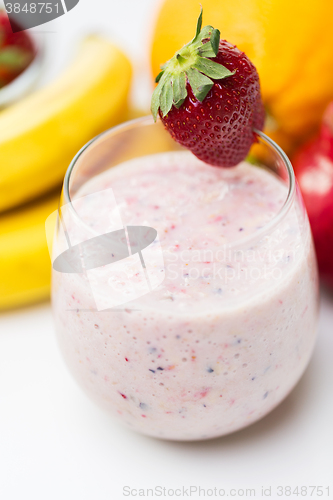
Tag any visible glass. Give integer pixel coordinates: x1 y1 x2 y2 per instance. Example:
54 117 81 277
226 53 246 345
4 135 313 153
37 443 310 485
51 116 319 441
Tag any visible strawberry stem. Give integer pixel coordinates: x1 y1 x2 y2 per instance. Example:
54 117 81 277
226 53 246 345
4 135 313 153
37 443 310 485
195 6 203 37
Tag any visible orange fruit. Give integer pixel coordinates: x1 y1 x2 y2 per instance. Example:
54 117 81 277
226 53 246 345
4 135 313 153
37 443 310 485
151 0 333 153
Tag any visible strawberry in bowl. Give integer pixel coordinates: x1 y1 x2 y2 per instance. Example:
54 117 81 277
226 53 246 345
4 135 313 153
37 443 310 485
151 9 265 168
0 10 45 108
0 11 35 89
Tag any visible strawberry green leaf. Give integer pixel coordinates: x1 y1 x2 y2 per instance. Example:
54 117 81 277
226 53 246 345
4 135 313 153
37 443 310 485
195 6 203 38
210 29 220 55
198 42 217 58
151 75 166 121
174 98 185 109
194 57 235 80
186 67 213 102
155 71 164 83
160 78 173 116
173 72 187 107
192 25 213 47
151 88 161 122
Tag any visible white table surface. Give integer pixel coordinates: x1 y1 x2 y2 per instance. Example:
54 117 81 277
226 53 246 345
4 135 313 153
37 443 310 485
1 1 333 499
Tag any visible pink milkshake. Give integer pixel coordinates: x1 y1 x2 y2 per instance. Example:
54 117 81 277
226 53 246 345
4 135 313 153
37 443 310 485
52 119 318 440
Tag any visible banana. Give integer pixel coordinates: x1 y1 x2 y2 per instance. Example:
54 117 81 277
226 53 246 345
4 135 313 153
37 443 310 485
0 190 59 310
0 35 132 212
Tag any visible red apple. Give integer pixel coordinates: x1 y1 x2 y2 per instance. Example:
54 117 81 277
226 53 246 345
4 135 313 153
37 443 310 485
293 102 333 287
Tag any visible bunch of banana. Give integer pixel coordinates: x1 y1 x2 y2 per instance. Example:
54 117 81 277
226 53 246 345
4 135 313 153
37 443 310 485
0 191 59 309
0 35 132 310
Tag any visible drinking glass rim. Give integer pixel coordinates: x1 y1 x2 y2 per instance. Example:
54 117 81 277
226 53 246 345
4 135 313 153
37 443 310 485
63 115 296 248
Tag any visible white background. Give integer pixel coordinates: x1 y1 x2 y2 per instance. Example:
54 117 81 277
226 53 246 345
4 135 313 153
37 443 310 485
1 1 333 499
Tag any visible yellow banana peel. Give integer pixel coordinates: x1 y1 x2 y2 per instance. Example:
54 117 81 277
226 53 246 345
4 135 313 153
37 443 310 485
0 190 59 310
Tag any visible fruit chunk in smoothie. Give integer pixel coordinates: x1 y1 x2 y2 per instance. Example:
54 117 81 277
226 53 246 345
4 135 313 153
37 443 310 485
52 151 318 440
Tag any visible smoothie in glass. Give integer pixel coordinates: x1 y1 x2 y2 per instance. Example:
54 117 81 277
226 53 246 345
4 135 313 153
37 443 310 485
51 120 318 441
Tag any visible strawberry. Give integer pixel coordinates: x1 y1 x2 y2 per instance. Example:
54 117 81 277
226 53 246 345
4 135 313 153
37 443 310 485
151 9 265 168
0 11 35 88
